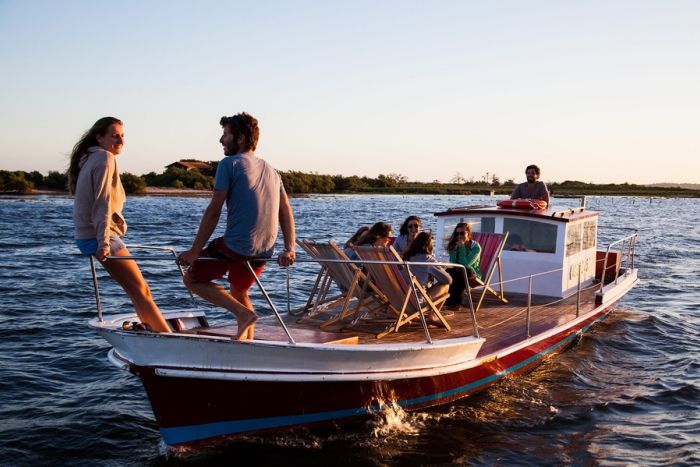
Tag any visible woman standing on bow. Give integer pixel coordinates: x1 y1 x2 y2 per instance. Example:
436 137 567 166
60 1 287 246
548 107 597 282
69 117 170 332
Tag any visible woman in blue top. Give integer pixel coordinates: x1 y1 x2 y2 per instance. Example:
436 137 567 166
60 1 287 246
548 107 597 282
444 222 481 310
392 215 421 255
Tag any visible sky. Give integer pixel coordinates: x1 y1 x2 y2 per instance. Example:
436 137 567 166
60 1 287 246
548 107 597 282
0 0 698 185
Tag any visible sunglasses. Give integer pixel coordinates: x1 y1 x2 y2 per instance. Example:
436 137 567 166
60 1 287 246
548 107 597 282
456 231 467 237
407 224 420 229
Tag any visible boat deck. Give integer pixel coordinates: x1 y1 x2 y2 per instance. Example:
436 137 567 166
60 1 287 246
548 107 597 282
191 282 601 358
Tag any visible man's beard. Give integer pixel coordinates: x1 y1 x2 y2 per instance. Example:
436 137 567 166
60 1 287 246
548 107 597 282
527 175 536 183
224 139 240 156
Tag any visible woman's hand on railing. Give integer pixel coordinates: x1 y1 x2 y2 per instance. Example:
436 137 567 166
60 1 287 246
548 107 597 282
96 248 109 262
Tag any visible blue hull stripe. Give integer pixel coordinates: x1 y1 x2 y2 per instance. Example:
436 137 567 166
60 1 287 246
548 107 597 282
161 315 604 445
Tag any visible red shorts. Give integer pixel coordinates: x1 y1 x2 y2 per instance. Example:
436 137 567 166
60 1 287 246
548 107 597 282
187 237 266 292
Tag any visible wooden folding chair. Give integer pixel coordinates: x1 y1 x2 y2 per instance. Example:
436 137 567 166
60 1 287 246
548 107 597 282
470 232 509 312
351 245 451 339
294 239 390 327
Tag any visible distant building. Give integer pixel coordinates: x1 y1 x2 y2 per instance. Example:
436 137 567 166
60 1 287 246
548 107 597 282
165 161 214 177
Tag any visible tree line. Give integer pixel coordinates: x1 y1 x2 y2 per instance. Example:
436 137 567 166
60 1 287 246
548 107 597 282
2 164 699 198
0 169 152 195
0 170 69 194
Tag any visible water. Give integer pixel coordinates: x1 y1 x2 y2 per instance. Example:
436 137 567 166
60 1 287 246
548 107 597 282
1 194 699 466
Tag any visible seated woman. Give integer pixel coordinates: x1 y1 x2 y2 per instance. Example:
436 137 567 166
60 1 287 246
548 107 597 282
348 222 393 261
444 222 482 311
392 216 421 255
343 225 370 258
355 222 392 248
402 232 452 323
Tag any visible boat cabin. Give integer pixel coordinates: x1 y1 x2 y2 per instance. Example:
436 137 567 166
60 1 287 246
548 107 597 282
434 203 598 298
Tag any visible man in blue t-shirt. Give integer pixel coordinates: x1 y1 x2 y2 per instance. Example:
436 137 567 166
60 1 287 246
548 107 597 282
177 113 296 340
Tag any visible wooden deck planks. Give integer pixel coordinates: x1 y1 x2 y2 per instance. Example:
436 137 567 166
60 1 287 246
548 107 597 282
187 283 602 353
311 284 600 348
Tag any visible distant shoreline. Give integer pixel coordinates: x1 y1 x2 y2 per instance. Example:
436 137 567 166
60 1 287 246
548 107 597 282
4 187 214 197
2 185 699 198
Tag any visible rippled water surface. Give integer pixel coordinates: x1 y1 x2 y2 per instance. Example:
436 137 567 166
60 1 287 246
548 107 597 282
1 194 699 466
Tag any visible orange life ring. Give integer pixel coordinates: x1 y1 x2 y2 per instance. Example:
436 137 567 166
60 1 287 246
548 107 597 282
497 199 548 210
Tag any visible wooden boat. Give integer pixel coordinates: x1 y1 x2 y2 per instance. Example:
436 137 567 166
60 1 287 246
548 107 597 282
88 197 638 448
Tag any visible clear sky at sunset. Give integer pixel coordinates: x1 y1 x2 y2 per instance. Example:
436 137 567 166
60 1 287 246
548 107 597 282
0 0 698 185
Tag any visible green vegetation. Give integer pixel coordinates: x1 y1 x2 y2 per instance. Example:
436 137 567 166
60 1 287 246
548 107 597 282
0 170 68 194
120 172 147 194
2 164 699 197
143 167 214 191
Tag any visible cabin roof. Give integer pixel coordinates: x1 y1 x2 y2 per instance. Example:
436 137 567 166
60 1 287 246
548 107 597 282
165 161 213 170
434 204 599 223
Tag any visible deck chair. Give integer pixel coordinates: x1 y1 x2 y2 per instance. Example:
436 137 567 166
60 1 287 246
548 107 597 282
294 239 390 327
469 232 509 312
351 245 451 338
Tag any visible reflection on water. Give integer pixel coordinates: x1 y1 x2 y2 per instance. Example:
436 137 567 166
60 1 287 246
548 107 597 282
1 194 700 466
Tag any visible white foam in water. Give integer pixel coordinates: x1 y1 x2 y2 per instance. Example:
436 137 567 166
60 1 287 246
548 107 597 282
366 400 424 438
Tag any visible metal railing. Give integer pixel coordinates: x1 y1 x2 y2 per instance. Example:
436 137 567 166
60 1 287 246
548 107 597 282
91 251 479 344
90 232 637 344
90 245 198 322
596 228 638 293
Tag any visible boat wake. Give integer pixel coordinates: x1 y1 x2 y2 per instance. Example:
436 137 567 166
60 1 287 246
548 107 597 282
365 399 424 440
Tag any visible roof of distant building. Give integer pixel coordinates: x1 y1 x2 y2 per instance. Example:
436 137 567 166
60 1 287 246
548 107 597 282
166 161 213 170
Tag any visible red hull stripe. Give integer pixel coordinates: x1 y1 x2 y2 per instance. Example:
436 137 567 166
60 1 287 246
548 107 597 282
158 315 605 446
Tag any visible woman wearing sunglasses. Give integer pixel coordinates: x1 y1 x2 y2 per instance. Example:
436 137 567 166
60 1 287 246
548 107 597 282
392 215 421 255
348 222 393 267
444 222 482 311
354 222 393 249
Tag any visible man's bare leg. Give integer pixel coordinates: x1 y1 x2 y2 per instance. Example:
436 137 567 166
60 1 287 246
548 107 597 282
183 274 257 340
230 286 255 340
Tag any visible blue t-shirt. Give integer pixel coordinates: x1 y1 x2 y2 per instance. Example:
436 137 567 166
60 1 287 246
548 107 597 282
214 152 283 258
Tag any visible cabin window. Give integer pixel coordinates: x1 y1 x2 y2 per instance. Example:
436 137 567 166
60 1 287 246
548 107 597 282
441 217 495 246
582 220 596 250
503 218 557 253
566 224 582 257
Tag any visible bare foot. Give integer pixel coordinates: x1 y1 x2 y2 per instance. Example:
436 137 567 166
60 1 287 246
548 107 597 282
234 311 258 340
426 312 443 325
237 323 255 340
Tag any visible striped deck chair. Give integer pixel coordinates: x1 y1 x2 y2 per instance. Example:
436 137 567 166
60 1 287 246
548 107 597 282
470 232 509 312
294 239 390 327
351 245 451 339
